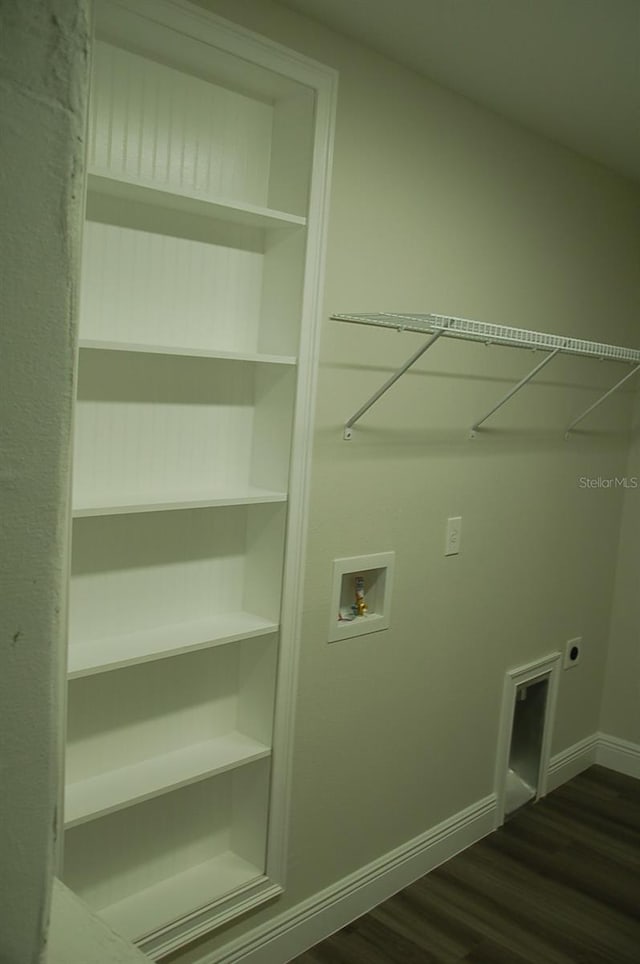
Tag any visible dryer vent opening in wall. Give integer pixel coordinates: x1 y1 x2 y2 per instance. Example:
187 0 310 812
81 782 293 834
506 679 549 815
496 654 561 825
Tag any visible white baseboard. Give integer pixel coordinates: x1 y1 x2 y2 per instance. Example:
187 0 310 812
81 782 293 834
546 732 640 790
193 733 639 964
203 793 496 964
596 732 640 778
546 734 599 792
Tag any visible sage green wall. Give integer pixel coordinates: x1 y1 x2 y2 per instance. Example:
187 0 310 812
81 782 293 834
166 3 640 957
601 394 640 744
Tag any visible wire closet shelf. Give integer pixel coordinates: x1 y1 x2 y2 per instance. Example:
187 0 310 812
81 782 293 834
331 312 640 439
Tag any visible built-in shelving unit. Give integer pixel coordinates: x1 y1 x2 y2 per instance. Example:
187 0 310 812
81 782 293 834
62 1 335 957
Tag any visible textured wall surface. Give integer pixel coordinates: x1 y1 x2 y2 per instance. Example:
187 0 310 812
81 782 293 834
0 1 89 960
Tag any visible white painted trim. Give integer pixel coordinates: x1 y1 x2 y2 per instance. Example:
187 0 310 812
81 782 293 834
101 0 338 88
192 793 496 964
546 732 640 789
262 39 338 894
546 734 598 792
494 653 562 826
596 732 640 778
141 881 283 960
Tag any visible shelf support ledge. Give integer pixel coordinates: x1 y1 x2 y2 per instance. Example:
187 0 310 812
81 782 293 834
469 346 563 437
565 363 640 439
343 329 444 439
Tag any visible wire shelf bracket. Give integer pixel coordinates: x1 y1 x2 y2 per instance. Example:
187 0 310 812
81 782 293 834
332 312 640 439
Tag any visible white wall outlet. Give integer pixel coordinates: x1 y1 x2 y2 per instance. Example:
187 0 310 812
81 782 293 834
563 637 582 669
445 516 462 556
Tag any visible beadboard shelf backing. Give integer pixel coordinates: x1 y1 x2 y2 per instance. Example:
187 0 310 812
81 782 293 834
63 0 336 952
88 35 314 218
81 204 306 365
69 505 286 653
72 353 295 511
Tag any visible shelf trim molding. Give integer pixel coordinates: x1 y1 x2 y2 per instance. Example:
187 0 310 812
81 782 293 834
99 854 281 958
332 312 640 438
135 875 283 959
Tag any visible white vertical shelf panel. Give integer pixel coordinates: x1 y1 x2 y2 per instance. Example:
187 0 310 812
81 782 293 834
267 92 314 215
259 229 307 358
90 42 273 207
69 505 286 648
80 219 264 353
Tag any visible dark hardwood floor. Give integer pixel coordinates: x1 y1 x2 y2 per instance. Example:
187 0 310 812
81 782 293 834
291 766 640 964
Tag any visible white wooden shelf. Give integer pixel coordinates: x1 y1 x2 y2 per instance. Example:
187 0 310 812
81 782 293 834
100 851 265 942
88 171 307 232
65 732 271 828
68 612 278 679
78 339 297 366
72 487 287 518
